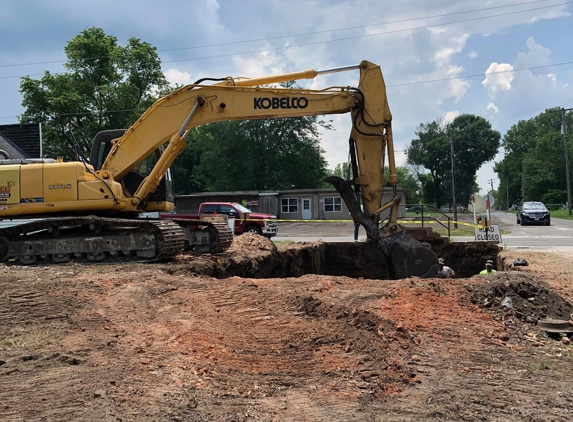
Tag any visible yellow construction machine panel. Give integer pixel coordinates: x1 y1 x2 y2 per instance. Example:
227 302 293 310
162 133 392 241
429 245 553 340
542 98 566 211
20 164 44 203
43 162 89 202
78 180 124 201
0 198 128 217
144 201 175 212
0 164 20 205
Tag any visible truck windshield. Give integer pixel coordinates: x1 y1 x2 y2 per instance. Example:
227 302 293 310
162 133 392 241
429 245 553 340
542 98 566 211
234 204 252 213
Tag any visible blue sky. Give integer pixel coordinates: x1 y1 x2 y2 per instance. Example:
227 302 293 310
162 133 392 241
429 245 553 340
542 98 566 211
1 0 572 196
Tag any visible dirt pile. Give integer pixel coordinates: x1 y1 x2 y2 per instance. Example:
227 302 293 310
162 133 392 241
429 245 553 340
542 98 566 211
469 272 573 324
219 232 283 278
226 231 278 257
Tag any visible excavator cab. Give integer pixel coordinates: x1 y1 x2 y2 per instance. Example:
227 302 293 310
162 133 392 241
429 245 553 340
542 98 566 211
89 130 174 209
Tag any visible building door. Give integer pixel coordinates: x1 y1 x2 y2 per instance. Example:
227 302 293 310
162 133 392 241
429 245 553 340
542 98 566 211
302 198 312 220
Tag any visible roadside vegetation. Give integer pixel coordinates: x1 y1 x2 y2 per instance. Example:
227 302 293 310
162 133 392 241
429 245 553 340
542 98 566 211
550 209 573 221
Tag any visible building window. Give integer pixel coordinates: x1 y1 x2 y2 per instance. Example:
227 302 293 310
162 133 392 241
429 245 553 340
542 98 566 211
324 197 342 212
281 198 298 213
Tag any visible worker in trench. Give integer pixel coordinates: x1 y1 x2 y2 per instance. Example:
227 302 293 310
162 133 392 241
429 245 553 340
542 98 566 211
435 258 455 278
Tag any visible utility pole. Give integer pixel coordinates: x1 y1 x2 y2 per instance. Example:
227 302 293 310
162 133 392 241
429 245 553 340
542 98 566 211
449 131 458 229
506 176 509 211
561 107 572 215
487 178 496 221
521 158 525 203
488 179 495 197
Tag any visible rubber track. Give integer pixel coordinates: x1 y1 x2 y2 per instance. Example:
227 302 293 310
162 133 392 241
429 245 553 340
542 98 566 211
166 218 234 253
0 216 185 264
207 220 234 253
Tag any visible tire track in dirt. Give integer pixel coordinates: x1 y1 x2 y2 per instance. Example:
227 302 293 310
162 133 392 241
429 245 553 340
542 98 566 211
0 269 123 422
53 271 416 420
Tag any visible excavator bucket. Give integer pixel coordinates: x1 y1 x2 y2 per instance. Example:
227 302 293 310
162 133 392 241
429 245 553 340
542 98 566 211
324 176 439 279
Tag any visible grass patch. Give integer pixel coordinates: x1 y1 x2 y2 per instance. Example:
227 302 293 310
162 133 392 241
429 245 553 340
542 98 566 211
405 211 451 218
530 361 558 371
550 209 573 220
434 227 475 237
0 327 57 351
273 239 294 245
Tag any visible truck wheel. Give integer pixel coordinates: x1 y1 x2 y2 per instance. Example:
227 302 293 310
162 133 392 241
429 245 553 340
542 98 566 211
245 226 263 236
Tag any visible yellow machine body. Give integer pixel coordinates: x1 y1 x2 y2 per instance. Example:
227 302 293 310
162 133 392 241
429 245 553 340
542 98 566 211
0 162 174 218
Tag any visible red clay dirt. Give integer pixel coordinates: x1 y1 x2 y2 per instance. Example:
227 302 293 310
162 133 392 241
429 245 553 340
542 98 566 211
1 241 573 421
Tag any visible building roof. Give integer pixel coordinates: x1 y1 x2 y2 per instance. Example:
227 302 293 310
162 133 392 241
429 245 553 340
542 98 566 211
176 190 278 198
0 123 41 158
0 134 29 159
175 186 404 198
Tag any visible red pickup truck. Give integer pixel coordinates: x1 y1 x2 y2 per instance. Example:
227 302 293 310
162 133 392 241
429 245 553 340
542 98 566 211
162 202 278 237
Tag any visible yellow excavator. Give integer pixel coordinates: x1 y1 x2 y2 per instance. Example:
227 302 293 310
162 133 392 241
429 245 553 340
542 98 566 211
0 60 438 278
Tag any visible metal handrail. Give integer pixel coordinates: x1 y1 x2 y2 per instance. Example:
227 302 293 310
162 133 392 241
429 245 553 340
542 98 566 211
400 204 453 238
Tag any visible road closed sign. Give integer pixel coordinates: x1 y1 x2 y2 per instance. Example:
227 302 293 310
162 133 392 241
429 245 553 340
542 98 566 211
474 224 502 243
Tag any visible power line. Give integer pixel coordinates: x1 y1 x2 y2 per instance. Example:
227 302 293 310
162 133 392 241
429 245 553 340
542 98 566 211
0 0 560 70
1 1 571 81
387 60 573 87
156 2 573 65
2 59 573 120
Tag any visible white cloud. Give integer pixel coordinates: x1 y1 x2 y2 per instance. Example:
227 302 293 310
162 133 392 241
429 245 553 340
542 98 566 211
164 69 192 86
487 102 499 114
514 36 551 69
443 111 459 125
481 37 572 116
434 34 468 67
468 50 478 59
482 63 514 98
232 50 288 81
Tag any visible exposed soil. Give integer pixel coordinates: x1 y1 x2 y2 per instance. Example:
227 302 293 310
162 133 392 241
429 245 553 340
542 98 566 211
1 240 573 421
470 272 573 324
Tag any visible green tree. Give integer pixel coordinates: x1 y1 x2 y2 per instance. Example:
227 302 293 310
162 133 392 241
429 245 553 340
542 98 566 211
406 120 450 207
19 27 169 160
329 162 352 179
170 127 212 194
494 107 573 206
445 114 499 206
172 97 331 194
383 166 422 204
542 189 567 205
407 114 500 208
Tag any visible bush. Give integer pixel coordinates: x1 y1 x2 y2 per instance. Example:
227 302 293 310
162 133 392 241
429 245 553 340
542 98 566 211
542 189 567 205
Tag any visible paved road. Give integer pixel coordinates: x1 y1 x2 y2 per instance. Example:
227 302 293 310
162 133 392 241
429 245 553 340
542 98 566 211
273 211 573 251
454 210 573 251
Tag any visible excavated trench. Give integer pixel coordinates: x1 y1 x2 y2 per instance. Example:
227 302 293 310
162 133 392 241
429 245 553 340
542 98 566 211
168 228 501 279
